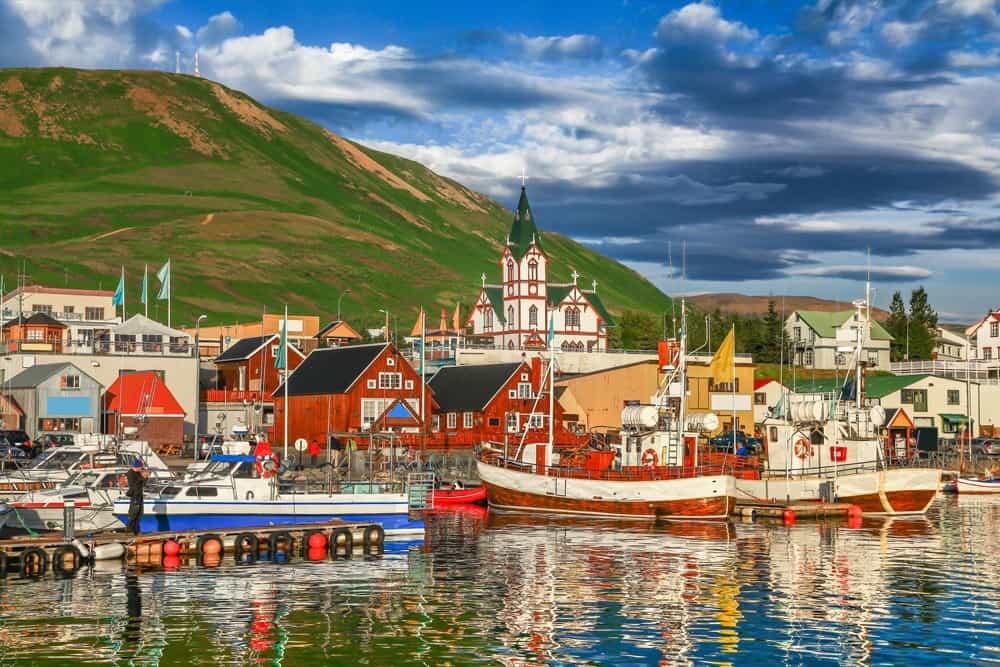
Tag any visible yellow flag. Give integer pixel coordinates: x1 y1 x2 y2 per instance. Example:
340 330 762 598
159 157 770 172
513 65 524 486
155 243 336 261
710 326 735 384
452 302 461 331
409 308 425 337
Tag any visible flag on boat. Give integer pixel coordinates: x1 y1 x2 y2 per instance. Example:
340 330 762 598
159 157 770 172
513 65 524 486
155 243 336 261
275 307 288 370
112 267 125 306
139 264 148 306
155 259 170 300
710 325 735 384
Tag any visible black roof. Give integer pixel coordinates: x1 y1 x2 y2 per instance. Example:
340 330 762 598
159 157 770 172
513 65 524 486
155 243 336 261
214 335 275 363
428 362 522 412
273 343 387 397
1 312 66 329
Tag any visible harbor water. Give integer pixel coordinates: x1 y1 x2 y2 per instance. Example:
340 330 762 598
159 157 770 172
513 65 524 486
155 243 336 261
0 495 998 665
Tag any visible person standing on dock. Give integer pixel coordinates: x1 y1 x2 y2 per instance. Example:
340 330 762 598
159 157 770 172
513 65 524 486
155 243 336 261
308 438 321 467
125 459 149 534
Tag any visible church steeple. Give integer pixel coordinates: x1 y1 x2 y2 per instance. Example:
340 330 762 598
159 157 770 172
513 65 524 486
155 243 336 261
507 186 542 260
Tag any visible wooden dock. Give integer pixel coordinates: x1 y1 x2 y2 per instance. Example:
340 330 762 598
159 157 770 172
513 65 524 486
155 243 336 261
735 502 862 520
0 519 385 578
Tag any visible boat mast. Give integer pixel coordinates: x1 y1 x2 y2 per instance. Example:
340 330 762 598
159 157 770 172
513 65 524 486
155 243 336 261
680 300 690 467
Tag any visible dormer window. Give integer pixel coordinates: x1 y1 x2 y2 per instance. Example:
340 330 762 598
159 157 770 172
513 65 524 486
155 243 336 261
528 259 538 281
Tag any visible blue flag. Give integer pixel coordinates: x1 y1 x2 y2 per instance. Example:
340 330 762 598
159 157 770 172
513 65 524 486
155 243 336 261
112 267 124 306
156 259 170 300
275 307 288 370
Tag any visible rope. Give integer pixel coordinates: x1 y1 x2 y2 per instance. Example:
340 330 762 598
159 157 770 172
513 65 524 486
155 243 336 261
8 506 38 537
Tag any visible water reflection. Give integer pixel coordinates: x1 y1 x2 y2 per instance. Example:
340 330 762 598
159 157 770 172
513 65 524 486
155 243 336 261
0 498 997 665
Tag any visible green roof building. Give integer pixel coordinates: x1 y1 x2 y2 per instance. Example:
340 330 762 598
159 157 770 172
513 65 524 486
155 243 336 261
786 309 893 371
469 186 613 351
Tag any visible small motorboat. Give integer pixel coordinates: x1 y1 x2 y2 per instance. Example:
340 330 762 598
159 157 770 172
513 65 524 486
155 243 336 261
430 484 487 506
956 476 1000 494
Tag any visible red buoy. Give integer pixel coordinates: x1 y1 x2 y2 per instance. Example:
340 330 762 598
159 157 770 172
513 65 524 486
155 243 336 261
307 546 327 561
847 504 863 518
163 555 181 570
847 515 863 529
163 540 181 556
783 509 796 525
308 533 327 549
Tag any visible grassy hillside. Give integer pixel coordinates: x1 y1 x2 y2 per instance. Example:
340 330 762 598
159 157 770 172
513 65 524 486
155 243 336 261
0 67 670 329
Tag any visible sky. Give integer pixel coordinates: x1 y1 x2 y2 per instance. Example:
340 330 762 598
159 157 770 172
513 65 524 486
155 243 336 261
2 0 999 321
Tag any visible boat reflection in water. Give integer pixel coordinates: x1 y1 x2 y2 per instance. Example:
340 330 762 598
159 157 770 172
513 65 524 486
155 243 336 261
0 497 997 664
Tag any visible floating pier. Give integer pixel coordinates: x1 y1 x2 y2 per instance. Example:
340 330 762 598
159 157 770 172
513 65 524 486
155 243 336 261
0 519 384 578
735 502 862 521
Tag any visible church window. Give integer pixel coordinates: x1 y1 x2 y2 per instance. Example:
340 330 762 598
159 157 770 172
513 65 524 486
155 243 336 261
529 305 538 328
566 307 581 330
507 260 516 282
528 260 538 281
507 305 515 328
529 284 537 296
484 308 493 331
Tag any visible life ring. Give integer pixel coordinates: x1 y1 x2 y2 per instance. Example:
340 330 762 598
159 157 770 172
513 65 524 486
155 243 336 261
51 545 80 577
641 448 659 467
0 551 7 577
20 547 48 578
329 527 353 559
794 438 812 460
256 454 279 479
362 525 385 553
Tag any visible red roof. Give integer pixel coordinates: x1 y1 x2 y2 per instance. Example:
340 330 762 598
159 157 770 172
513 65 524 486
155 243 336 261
753 378 784 391
2 285 114 300
104 372 185 416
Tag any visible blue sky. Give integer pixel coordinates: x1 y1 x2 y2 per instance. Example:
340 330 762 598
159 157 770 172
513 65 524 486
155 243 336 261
3 1 999 321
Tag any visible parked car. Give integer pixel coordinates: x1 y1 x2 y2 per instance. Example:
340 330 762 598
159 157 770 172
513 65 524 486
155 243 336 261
709 431 763 454
37 432 77 449
0 430 37 457
970 438 1000 456
0 437 29 467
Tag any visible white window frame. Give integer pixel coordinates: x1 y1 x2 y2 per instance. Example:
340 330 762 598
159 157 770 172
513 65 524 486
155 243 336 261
432 414 440 431
506 412 519 433
378 372 402 389
447 412 457 429
521 373 529 381
992 321 999 338
361 398 392 427
463 412 473 429
517 382 533 399
405 379 414 390
508 389 516 399
367 379 376 389
529 413 544 429
386 357 395 367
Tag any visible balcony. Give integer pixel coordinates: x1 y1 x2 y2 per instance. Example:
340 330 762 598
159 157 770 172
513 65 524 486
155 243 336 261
2 339 194 357
202 389 267 403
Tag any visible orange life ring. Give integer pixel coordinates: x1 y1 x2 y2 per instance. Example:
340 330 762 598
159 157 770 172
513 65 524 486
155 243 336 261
641 448 658 467
794 438 812 460
256 454 279 478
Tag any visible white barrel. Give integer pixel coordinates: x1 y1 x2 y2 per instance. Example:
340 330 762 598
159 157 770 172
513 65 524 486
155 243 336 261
92 542 126 560
621 405 659 429
869 406 886 425
812 401 827 421
686 412 719 432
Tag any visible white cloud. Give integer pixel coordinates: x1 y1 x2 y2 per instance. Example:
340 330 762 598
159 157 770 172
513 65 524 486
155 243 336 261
936 0 999 20
880 20 924 47
949 49 1000 67
176 24 192 40
655 2 757 43
507 33 602 60
196 10 241 45
790 264 933 279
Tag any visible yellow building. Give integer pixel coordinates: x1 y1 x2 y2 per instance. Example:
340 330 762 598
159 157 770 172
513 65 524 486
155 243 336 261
685 353 755 435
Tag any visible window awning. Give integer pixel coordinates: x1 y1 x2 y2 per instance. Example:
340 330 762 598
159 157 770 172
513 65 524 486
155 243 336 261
940 413 970 423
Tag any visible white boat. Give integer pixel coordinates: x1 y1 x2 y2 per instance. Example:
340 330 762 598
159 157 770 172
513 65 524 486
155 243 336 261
477 303 737 521
734 285 940 514
112 454 426 536
5 465 173 533
956 477 1000 494
0 440 169 502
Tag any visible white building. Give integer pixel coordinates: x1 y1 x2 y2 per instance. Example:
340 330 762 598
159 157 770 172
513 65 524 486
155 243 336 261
967 311 1000 364
785 310 892 370
753 379 787 425
934 327 968 361
2 285 120 350
467 186 613 352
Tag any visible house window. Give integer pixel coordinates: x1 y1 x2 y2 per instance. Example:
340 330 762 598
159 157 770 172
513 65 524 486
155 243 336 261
367 379 376 389
947 390 961 405
508 389 516 399
32 304 52 315
528 260 538 281
484 308 493 331
517 382 533 399
447 413 457 429
386 357 395 367
463 412 473 429
507 306 515 328
565 307 581 330
405 379 414 390
985 347 993 360
271 345 279 358
361 398 393 426
26 329 43 341
901 389 928 413
835 353 846 366
378 372 402 389
529 305 538 328
529 413 544 429
521 373 529 381
804 349 813 366
506 412 518 433
992 322 999 337
793 326 801 341
507 260 516 282
85 307 104 321
60 375 80 389
754 392 767 405
432 414 440 431
867 351 879 367
63 306 74 315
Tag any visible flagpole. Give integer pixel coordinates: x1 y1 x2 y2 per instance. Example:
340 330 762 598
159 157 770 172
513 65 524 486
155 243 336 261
167 257 171 329
420 307 426 428
732 324 737 456
122 267 126 324
143 264 148 318
283 303 289 461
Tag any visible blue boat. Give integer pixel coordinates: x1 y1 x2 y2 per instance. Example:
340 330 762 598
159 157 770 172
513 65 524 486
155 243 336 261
112 455 425 536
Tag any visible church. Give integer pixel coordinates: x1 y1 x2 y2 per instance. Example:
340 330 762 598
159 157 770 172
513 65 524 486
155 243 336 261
467 186 613 351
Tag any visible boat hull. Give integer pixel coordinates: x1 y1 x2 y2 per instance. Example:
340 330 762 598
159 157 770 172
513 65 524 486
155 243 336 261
430 487 487 506
5 502 122 533
956 477 1000 494
112 496 425 536
477 461 735 520
736 467 941 515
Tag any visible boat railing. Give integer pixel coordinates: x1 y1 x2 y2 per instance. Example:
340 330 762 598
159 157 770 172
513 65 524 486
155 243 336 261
488 455 733 482
760 455 943 479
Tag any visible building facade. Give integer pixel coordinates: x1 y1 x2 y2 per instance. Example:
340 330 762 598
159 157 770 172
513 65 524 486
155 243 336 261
467 187 613 352
1 286 119 352
554 360 660 432
5 362 102 437
786 310 892 370
103 371 185 450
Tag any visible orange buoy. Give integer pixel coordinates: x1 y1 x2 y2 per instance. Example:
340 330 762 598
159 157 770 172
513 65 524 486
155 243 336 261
307 533 327 549
201 553 221 568
307 546 326 561
847 504 863 518
202 539 222 555
163 555 181 570
847 515 863 529
783 509 796 525
163 540 181 556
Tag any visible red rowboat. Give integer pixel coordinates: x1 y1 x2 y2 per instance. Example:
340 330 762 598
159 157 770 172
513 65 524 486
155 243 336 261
430 486 487 506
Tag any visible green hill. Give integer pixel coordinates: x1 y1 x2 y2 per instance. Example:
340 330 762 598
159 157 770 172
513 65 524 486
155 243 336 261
0 67 670 330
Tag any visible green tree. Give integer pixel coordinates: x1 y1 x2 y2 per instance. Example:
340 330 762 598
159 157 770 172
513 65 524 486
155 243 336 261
886 290 908 362
759 298 783 363
908 286 938 360
610 310 660 350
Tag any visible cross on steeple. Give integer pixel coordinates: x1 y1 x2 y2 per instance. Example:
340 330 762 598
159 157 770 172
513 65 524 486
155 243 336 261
592 279 598 293
520 165 527 188
481 272 487 287
571 269 579 285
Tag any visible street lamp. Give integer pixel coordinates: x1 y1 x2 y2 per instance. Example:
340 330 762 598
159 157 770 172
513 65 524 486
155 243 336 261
378 308 391 345
337 289 352 322
194 314 207 461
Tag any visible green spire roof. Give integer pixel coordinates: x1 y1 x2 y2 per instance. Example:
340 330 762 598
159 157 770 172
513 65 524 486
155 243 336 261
507 186 542 260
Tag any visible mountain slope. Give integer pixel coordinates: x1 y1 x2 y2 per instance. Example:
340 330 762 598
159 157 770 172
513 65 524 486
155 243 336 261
0 67 670 328
687 293 888 320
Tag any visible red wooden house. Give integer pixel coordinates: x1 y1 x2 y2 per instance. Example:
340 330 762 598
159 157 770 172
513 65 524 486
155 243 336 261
2 313 67 353
103 371 185 451
209 334 306 403
271 343 432 449
426 360 579 450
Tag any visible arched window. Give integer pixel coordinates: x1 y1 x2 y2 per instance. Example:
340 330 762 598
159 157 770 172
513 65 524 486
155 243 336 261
507 260 516 282
484 308 493 331
561 341 570 351
566 306 581 330
507 305 515 328
528 259 538 281
507 340 515 350
528 305 538 328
